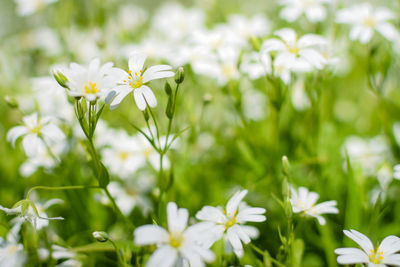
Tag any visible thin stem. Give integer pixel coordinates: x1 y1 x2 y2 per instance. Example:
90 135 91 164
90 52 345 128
26 185 101 199
108 239 126 267
103 187 135 231
147 106 161 146
250 244 286 267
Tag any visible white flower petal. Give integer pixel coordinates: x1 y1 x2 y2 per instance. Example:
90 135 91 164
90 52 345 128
167 202 188 233
129 52 147 73
7 126 29 147
134 225 169 246
146 246 178 267
343 229 374 254
378 235 400 256
226 190 248 216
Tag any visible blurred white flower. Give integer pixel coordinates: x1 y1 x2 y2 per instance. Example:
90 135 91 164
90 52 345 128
394 164 400 180
290 186 338 225
196 190 266 258
227 14 270 41
20 142 66 177
214 47 241 86
61 58 117 102
134 202 215 267
335 229 400 266
104 181 152 216
0 198 63 230
336 3 400 44
261 28 327 72
31 76 74 122
0 238 26 267
291 79 311 111
280 0 332 22
343 135 389 176
14 0 58 16
241 87 268 121
109 52 174 110
7 113 65 157
240 52 269 80
152 3 205 42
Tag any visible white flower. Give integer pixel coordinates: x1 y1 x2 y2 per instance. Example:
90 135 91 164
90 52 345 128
196 190 266 258
343 135 389 176
101 181 152 216
261 28 327 72
109 52 174 110
61 58 117 102
227 14 270 41
290 186 338 225
19 142 66 177
0 198 64 230
134 202 215 267
335 229 400 266
280 0 332 23
336 3 400 44
240 52 268 80
14 0 58 16
7 113 65 157
0 238 26 267
394 164 400 180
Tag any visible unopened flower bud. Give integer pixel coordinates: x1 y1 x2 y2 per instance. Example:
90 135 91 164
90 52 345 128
164 82 172 96
4 95 19 109
52 69 69 89
203 94 212 105
174 67 184 84
93 231 109 242
282 155 290 176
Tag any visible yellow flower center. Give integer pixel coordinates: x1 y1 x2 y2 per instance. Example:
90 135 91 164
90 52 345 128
287 45 300 54
169 232 185 248
118 151 130 161
143 148 153 158
222 65 235 78
84 82 99 95
224 217 237 230
7 245 18 254
125 70 144 89
363 16 376 28
369 249 384 264
29 120 42 134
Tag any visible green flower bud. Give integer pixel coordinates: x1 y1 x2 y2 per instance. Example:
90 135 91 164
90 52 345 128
203 94 212 105
164 82 172 95
93 231 109 242
4 95 19 109
174 67 184 84
52 69 69 89
282 155 290 176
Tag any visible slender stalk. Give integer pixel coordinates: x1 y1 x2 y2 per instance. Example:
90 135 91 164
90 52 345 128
108 238 126 267
26 185 101 199
250 244 286 267
103 186 135 231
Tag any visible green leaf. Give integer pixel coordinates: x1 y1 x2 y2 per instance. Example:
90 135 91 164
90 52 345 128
291 239 304 267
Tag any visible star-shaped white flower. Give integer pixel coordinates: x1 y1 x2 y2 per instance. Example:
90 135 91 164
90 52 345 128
261 28 327 73
109 52 174 111
7 113 65 157
196 190 266 258
134 202 215 267
336 3 400 44
60 58 117 102
290 186 338 225
280 0 332 23
335 229 400 266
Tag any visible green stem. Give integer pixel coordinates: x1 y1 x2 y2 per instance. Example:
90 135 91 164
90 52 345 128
250 244 286 267
108 239 126 267
103 187 135 231
26 185 100 199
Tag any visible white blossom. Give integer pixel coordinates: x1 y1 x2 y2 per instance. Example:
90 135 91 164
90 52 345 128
109 52 174 110
335 229 400 266
7 113 65 157
60 58 117 102
336 3 400 44
134 202 215 267
196 190 266 258
290 186 338 225
280 0 332 23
